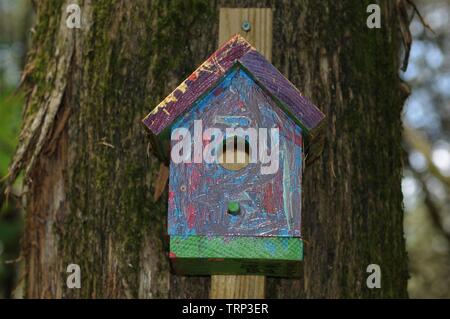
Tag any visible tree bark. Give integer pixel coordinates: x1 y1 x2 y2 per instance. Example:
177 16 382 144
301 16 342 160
9 0 408 298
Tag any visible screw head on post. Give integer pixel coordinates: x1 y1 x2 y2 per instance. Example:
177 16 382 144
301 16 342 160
241 20 251 32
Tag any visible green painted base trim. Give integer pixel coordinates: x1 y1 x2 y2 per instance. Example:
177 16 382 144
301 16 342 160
169 236 303 277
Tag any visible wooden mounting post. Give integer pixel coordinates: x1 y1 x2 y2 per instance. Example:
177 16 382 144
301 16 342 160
218 8 273 61
210 7 273 299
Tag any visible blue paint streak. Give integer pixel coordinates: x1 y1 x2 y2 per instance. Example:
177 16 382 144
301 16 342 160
264 241 277 256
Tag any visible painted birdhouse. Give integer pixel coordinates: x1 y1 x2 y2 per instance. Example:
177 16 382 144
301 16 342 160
143 35 325 277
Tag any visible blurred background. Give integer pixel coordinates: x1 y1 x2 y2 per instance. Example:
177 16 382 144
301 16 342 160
0 0 449 298
0 0 30 299
402 0 450 299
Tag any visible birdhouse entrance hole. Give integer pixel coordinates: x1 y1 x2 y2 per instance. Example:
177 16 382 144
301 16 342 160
218 136 251 171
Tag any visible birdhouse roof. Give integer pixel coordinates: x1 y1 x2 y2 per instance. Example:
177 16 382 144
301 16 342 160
143 35 325 158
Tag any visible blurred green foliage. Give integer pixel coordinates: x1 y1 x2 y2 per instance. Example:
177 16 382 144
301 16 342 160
0 90 22 176
0 0 32 298
0 0 30 298
0 89 23 299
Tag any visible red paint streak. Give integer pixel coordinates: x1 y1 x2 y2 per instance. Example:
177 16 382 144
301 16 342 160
293 131 303 147
187 204 196 228
213 87 224 96
190 169 202 192
188 72 198 81
263 183 276 213
168 191 175 210
203 137 210 148
273 178 283 210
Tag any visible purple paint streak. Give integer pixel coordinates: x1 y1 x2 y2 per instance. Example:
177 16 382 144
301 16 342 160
238 50 325 134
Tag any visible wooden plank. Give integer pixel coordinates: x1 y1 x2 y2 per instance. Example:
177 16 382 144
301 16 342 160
169 236 303 278
210 275 266 299
172 258 301 278
219 8 272 60
239 49 325 139
171 236 303 260
142 35 252 135
153 163 169 202
211 8 273 300
170 236 303 278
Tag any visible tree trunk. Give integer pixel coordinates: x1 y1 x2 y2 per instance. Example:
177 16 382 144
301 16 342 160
9 0 408 298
